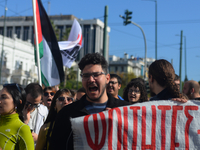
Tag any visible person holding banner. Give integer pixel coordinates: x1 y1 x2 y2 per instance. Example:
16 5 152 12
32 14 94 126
123 79 148 104
49 53 129 150
35 89 73 150
148 59 185 101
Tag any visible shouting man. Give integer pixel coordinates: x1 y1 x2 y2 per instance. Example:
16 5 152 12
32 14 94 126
49 53 129 150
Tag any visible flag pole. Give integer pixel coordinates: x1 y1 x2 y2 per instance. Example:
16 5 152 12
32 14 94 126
32 0 42 86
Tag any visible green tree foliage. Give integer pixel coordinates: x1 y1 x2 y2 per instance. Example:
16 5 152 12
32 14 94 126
59 67 82 90
62 27 71 41
51 20 71 41
117 72 137 88
59 80 82 90
67 67 76 80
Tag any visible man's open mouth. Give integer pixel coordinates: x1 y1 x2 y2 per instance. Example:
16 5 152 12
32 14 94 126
47 99 52 102
89 85 98 93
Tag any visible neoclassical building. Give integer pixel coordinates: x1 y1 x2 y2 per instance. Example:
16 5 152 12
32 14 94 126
0 15 110 61
0 34 37 86
109 53 155 79
0 14 111 86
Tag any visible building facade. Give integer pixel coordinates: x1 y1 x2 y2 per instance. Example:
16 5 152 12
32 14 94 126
0 34 38 86
109 53 155 79
0 15 110 61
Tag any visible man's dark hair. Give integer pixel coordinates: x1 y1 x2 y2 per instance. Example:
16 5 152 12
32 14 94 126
78 53 108 73
110 74 122 85
70 89 77 97
77 87 86 93
174 74 180 81
25 83 43 99
149 59 182 98
43 87 55 93
131 77 145 86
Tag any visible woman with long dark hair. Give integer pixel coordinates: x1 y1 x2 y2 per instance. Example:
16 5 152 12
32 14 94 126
148 59 184 100
35 89 73 150
123 79 148 104
0 83 34 150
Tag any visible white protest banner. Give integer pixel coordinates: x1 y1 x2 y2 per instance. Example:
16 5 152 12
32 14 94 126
71 100 200 150
58 19 82 68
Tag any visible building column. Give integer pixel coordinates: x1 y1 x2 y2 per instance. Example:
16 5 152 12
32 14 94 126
12 26 15 39
89 24 94 53
28 25 32 42
20 25 23 40
95 26 100 53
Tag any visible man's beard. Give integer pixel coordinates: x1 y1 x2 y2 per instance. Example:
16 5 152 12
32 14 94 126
86 84 107 102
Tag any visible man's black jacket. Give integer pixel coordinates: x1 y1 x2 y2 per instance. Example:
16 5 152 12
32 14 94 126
49 93 129 150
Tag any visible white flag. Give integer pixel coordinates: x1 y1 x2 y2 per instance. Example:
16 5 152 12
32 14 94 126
58 19 82 68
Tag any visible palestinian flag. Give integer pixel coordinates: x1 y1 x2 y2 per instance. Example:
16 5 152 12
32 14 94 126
32 0 64 87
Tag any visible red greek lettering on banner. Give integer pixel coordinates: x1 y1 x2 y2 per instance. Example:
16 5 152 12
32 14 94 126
170 106 183 149
129 106 140 150
151 105 156 150
184 106 198 150
83 112 106 150
108 107 123 150
123 107 128 150
141 105 156 150
158 105 171 150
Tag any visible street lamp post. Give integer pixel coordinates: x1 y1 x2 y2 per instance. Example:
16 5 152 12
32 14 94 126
120 15 147 80
176 32 187 88
184 36 188 81
179 31 183 91
155 0 157 60
142 0 157 60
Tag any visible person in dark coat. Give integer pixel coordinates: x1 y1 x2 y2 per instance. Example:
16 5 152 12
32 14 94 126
148 59 184 101
49 53 129 150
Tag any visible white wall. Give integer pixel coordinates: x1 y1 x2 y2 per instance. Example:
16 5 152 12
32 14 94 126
0 34 38 85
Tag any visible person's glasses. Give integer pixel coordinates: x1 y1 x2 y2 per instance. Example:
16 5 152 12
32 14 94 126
3 83 21 93
108 81 118 85
128 89 140 94
25 101 40 109
57 97 73 102
44 92 55 97
80 72 106 80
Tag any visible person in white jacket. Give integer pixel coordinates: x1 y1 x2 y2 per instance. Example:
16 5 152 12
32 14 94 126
24 83 48 144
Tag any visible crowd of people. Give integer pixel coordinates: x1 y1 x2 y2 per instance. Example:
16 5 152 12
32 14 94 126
0 52 199 149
